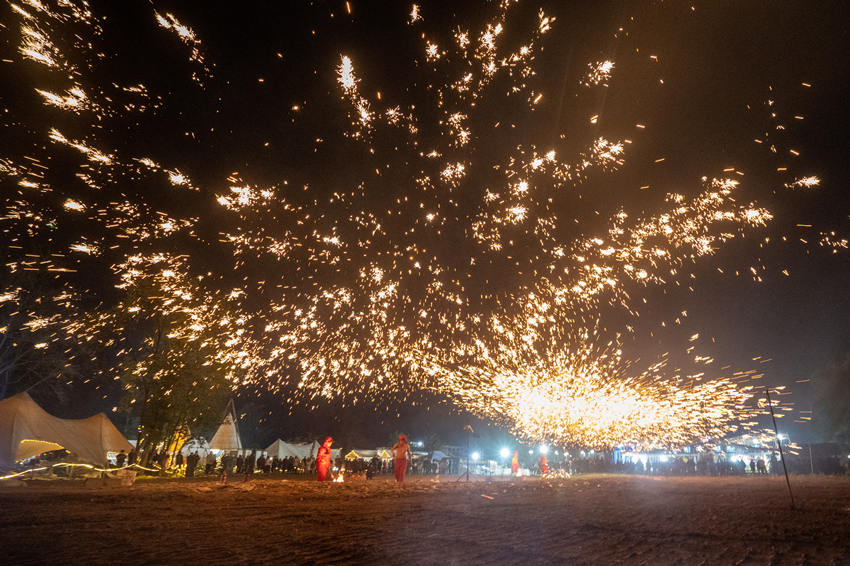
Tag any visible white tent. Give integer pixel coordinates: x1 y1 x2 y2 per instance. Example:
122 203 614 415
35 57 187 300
265 439 314 459
265 439 341 460
0 392 132 469
208 409 242 452
431 450 449 461
180 437 211 456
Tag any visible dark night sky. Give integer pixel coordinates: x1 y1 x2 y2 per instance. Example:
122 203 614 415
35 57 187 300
2 1 849 449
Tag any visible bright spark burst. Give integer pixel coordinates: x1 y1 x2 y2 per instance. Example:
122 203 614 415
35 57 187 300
584 60 614 86
0 0 840 448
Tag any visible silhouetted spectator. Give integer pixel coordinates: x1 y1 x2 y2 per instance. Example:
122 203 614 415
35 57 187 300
220 453 233 479
186 451 200 477
205 451 216 474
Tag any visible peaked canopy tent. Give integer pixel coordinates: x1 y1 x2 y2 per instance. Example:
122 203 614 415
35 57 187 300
208 412 242 452
0 392 132 469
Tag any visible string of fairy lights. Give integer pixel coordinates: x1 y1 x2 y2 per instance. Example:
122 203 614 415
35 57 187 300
0 462 158 481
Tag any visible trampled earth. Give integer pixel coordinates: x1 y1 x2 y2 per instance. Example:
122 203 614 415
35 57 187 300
1 475 849 565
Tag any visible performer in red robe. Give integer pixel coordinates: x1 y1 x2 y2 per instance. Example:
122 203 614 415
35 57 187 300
511 451 520 476
392 434 412 484
316 436 333 482
539 454 549 475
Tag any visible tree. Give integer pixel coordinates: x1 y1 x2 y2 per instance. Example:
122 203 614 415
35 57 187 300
813 353 850 444
108 274 237 463
119 329 231 462
0 277 93 402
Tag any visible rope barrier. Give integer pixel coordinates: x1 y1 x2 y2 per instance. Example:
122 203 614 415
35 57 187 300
0 462 159 481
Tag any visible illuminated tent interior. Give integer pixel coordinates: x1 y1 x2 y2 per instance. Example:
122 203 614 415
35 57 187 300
0 392 132 469
344 449 392 461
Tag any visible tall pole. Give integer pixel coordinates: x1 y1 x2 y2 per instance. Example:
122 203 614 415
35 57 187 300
766 389 795 509
461 424 473 482
809 443 814 475
466 432 470 482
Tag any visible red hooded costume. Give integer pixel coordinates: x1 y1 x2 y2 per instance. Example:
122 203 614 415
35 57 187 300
511 451 519 476
316 436 333 482
392 435 411 483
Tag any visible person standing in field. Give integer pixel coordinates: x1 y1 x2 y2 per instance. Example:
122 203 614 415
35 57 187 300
205 451 216 474
539 453 549 475
392 435 412 484
185 451 196 477
246 450 256 475
316 437 333 481
511 451 520 477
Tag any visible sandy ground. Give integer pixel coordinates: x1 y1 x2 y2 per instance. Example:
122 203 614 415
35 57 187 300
1 474 849 565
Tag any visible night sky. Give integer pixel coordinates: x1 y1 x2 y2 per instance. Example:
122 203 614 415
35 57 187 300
2 0 849 450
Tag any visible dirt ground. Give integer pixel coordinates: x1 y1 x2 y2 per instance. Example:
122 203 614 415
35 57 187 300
1 474 849 565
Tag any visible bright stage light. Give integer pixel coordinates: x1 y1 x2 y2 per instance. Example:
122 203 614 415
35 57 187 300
500 447 510 459
539 444 549 454
471 451 480 461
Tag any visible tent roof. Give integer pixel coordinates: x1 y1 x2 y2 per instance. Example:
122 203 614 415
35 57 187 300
208 412 242 451
0 392 132 468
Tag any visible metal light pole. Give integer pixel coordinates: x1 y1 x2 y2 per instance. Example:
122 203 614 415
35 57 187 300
766 388 795 509
457 424 474 482
464 425 472 482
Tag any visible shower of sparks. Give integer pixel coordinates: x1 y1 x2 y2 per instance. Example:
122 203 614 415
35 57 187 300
409 4 422 24
154 11 211 84
0 0 842 447
583 60 614 87
785 176 820 189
